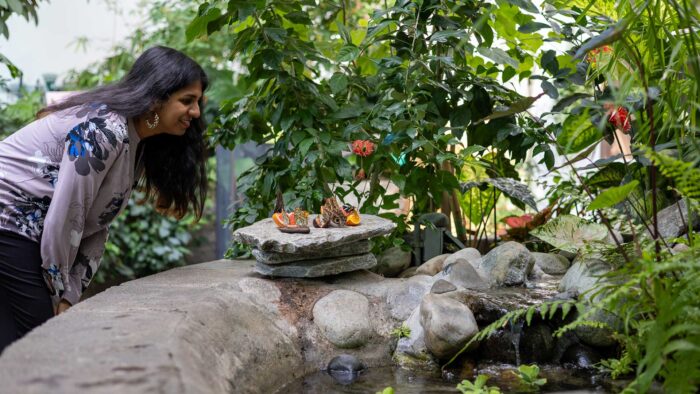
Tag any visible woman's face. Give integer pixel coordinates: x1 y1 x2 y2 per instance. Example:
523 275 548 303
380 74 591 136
158 81 203 136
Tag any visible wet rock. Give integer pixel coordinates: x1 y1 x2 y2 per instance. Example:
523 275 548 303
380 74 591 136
416 254 451 276
533 252 571 275
562 343 602 369
480 242 534 287
387 275 433 320
373 246 412 277
528 263 548 280
420 294 478 359
559 258 612 297
574 309 621 348
435 259 488 290
559 250 577 261
520 324 555 363
313 290 372 348
430 279 457 294
255 253 377 278
478 323 555 364
398 267 418 278
327 354 366 374
395 307 431 360
443 248 481 270
646 199 699 240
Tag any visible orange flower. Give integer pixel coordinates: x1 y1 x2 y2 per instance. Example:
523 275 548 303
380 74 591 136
351 140 375 157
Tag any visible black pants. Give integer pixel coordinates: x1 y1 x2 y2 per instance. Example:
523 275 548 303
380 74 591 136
0 230 53 355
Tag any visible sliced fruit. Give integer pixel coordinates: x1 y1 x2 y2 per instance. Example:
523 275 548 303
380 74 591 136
272 212 286 227
346 211 361 226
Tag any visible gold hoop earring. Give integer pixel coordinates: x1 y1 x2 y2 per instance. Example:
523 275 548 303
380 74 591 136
145 112 159 129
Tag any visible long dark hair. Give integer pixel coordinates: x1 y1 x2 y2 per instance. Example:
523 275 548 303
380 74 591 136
41 46 208 220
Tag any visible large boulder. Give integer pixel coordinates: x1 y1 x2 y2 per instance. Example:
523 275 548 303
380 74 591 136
647 199 699 240
386 275 433 320
532 252 571 275
395 307 432 361
443 248 481 270
574 309 622 348
416 254 451 276
312 290 372 348
434 259 488 290
420 294 478 359
479 242 534 287
373 246 412 277
558 258 612 297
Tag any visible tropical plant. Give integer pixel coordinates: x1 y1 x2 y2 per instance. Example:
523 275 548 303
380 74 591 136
513 364 547 391
456 374 502 394
188 0 559 254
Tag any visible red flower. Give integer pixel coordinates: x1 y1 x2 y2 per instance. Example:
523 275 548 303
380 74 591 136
605 104 632 133
355 168 366 181
352 140 375 157
503 214 534 229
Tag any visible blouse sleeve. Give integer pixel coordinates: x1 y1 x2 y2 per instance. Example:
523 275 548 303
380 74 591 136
63 228 109 305
41 116 127 306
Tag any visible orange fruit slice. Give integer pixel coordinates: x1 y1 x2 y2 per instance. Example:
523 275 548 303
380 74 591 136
346 211 361 226
272 212 286 228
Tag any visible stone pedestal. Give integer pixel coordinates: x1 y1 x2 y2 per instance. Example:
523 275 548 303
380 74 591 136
232 214 396 277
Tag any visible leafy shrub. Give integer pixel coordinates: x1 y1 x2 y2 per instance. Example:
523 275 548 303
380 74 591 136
0 90 43 139
97 191 201 283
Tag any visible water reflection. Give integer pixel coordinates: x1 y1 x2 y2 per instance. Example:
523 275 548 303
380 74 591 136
276 364 611 393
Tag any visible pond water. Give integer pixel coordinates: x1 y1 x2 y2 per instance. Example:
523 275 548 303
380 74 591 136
276 364 612 393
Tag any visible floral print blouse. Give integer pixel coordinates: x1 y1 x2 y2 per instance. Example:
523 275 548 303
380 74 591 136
0 105 141 307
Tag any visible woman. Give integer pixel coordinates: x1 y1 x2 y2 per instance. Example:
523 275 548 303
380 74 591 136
0 46 208 354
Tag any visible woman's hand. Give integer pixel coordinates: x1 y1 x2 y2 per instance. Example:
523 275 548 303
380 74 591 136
55 300 72 315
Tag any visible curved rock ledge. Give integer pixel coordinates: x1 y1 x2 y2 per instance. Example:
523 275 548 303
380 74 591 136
0 260 400 394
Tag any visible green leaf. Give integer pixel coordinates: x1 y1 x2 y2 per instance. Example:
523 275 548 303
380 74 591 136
478 47 519 68
502 66 516 82
185 4 221 42
561 302 572 319
461 177 537 210
551 93 591 113
337 45 360 62
298 138 315 156
518 21 550 33
329 73 348 95
530 215 609 253
477 94 544 124
588 180 639 211
284 11 311 25
526 307 535 325
504 0 539 13
541 80 558 99
429 29 467 43
540 50 559 75
557 113 601 154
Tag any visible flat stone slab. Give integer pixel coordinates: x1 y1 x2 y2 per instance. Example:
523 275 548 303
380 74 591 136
254 253 377 277
233 214 395 254
252 240 371 265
